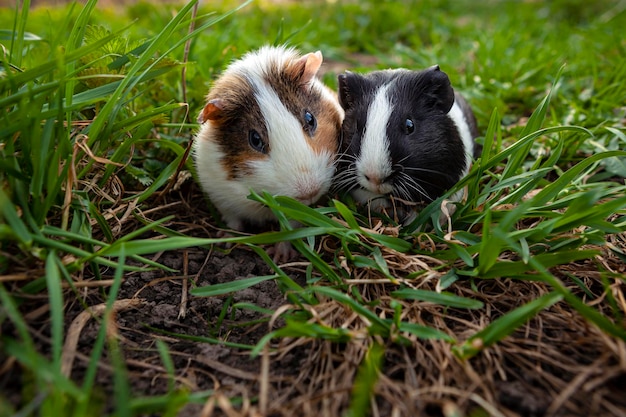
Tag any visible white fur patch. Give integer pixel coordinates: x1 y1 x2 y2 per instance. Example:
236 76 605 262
355 83 393 197
193 123 269 230
447 101 474 176
248 74 334 199
230 46 295 84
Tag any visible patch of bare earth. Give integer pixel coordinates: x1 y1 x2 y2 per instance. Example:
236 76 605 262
2 177 626 417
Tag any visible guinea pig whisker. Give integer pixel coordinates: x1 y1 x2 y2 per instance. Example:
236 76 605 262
332 176 354 190
406 173 449 192
392 174 413 201
331 168 359 193
334 165 356 179
394 154 412 167
399 181 422 201
397 172 431 201
335 160 356 171
336 152 357 163
341 178 360 191
337 165 357 175
394 182 412 201
401 166 448 176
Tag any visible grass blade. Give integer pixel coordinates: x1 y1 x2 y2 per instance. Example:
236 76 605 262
191 275 279 297
345 342 384 417
313 286 390 335
0 187 33 246
453 292 563 359
45 252 64 371
391 288 484 309
500 64 565 180
272 317 354 342
397 322 456 343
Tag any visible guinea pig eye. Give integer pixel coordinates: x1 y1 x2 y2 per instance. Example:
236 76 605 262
248 130 267 154
303 110 317 135
404 118 415 135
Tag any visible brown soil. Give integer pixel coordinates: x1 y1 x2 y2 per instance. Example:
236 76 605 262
2 178 626 417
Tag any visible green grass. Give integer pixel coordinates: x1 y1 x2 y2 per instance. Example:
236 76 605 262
1 0 626 415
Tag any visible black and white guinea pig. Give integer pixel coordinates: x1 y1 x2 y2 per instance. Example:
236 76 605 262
193 45 344 233
334 65 480 217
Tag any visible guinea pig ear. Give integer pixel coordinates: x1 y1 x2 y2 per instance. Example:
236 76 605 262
289 51 323 87
337 71 362 111
421 65 455 114
198 99 224 124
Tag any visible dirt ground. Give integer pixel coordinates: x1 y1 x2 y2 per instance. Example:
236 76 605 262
2 178 626 417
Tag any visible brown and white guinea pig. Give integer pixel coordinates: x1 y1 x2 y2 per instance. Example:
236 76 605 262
193 45 344 235
334 65 480 220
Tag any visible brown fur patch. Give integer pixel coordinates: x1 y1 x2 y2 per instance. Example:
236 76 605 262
310 88 343 155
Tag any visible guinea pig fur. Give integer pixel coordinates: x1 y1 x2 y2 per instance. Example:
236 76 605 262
334 66 480 217
193 45 344 233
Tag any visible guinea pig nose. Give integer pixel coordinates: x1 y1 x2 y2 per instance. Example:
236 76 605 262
296 187 321 205
365 174 383 187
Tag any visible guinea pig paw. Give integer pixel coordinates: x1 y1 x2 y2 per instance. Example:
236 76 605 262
267 241 299 264
215 229 237 249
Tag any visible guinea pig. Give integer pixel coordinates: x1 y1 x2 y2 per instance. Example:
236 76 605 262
334 65 480 221
193 45 344 257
